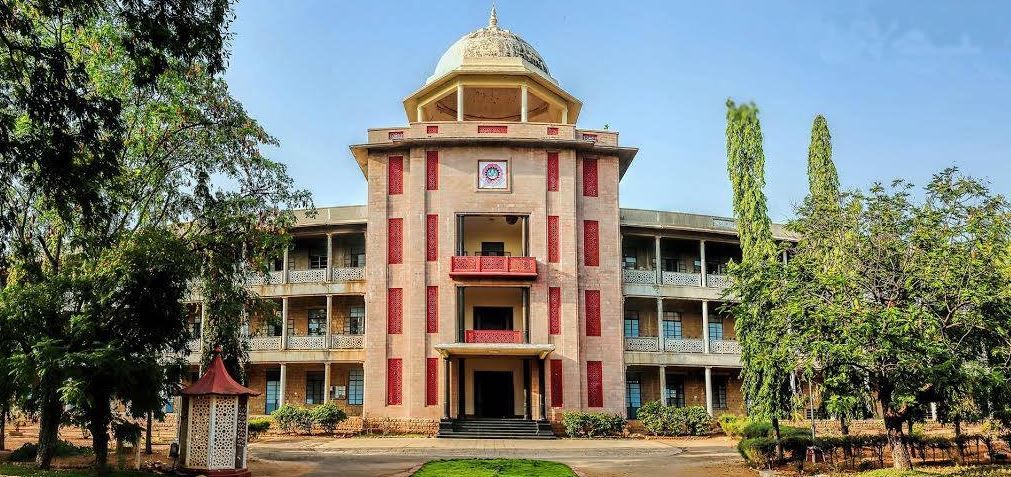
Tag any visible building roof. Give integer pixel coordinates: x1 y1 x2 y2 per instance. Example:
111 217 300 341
181 350 259 396
428 7 554 85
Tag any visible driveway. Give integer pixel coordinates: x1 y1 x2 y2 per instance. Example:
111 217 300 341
249 436 747 477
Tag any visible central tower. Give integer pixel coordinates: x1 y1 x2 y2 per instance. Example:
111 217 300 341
351 8 637 433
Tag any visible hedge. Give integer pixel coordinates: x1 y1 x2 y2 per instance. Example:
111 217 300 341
635 401 713 436
560 411 626 437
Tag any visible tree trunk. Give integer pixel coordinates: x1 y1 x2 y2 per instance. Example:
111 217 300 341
0 401 7 451
907 419 916 458
87 390 113 474
839 415 852 460
772 416 784 461
35 375 63 469
885 414 913 470
953 419 965 465
145 412 153 454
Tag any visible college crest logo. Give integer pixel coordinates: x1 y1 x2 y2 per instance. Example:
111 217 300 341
478 160 508 189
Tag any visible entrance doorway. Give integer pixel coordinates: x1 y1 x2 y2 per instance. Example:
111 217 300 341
474 371 514 418
265 368 280 414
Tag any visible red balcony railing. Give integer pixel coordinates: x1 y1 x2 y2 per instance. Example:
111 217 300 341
449 256 537 278
465 330 523 344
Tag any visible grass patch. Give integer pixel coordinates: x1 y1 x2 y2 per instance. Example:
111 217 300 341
0 464 157 477
841 465 1011 477
412 458 576 477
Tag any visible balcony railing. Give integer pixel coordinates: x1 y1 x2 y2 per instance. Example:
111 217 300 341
288 269 328 284
249 335 282 350
622 268 656 284
450 256 537 278
464 330 523 344
287 334 327 350
707 274 731 288
244 266 365 286
330 334 364 349
246 271 284 286
662 271 702 287
331 267 364 281
664 338 705 353
711 339 741 354
624 337 660 352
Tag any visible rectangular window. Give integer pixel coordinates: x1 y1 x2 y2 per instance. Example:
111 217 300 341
307 308 326 336
663 311 682 340
585 290 600 336
426 151 439 190
547 216 559 263
583 220 599 266
388 218 403 264
426 286 438 333
550 359 563 407
388 288 403 334
309 249 328 269
587 361 603 408
346 247 366 268
582 158 598 197
667 378 686 408
623 254 637 270
425 357 438 406
265 368 281 414
305 372 324 405
708 316 724 342
547 152 559 191
387 358 402 405
626 374 642 419
548 287 561 335
714 377 729 410
344 305 365 334
347 368 364 405
388 156 403 195
623 310 639 338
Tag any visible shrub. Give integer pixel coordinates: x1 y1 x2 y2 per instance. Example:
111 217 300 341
8 440 93 462
561 411 625 438
682 406 713 435
737 436 776 468
310 402 348 434
248 418 271 440
740 420 773 439
718 414 746 437
271 404 313 434
635 402 712 436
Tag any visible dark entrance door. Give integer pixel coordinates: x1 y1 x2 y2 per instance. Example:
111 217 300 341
474 306 513 330
474 371 514 418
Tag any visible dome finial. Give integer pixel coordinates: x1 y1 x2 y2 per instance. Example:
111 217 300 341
488 3 498 28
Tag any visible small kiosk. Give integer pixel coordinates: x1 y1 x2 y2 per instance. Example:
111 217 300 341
177 348 259 477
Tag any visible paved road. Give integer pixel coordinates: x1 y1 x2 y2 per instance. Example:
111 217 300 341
249 436 746 477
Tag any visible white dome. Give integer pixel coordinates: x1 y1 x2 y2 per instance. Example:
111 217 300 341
428 8 554 84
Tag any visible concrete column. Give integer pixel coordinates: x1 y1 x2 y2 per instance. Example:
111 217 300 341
325 294 333 349
417 105 424 122
654 235 662 284
323 362 331 403
656 298 665 353
704 367 713 416
456 83 464 121
326 233 333 282
561 107 568 124
281 297 289 350
199 302 207 353
279 363 288 408
538 358 547 420
282 246 289 284
930 402 938 421
699 240 707 287
523 288 530 343
520 84 528 122
702 300 710 354
443 357 452 420
523 359 531 420
659 366 668 406
457 358 466 418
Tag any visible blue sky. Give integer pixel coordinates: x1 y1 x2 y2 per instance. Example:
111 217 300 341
224 0 1011 221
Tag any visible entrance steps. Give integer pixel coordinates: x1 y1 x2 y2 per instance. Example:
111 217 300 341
436 418 556 439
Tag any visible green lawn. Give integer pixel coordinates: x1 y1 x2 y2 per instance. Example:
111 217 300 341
412 459 576 477
840 466 1011 477
0 464 157 477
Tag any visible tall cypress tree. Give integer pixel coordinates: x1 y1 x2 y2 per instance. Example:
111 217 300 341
724 99 792 457
806 115 840 208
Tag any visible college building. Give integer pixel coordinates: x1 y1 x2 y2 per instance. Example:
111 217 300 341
175 9 795 436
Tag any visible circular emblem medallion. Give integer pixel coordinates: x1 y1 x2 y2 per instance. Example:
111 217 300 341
482 163 502 182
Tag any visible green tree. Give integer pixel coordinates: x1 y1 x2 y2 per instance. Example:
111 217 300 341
806 115 839 207
724 100 793 458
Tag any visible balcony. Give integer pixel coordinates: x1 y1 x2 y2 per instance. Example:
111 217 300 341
664 339 705 353
287 335 327 350
662 271 702 287
245 232 366 287
711 339 741 354
450 256 537 279
465 330 524 344
249 335 281 351
330 334 364 349
624 337 660 352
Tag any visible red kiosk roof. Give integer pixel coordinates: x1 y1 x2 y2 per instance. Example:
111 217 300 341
181 351 259 396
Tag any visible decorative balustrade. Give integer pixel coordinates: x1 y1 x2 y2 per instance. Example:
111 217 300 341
707 274 731 288
664 338 705 353
331 267 364 281
245 271 284 286
624 337 660 352
330 334 364 349
450 256 537 278
711 339 741 354
662 271 702 287
622 268 656 284
288 269 328 284
287 335 327 350
248 336 281 351
186 339 201 354
464 330 523 344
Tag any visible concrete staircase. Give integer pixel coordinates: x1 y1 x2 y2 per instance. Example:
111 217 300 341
436 418 556 439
